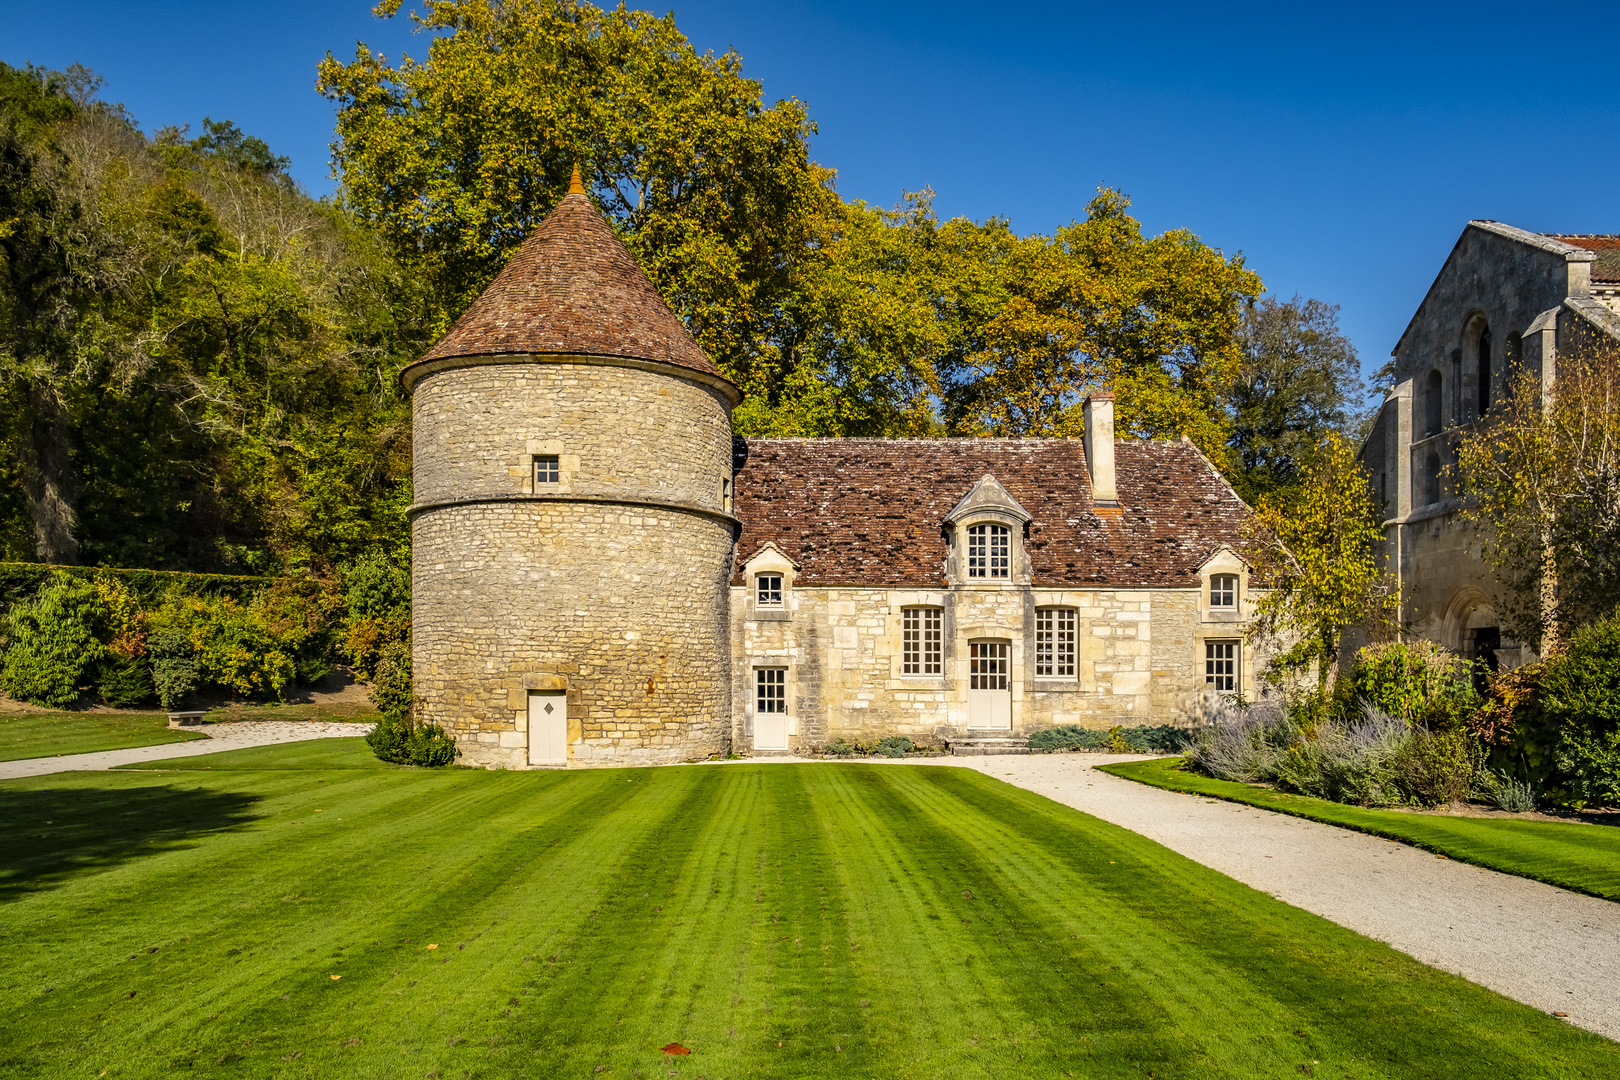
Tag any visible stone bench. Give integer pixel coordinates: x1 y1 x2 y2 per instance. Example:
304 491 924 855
166 711 209 729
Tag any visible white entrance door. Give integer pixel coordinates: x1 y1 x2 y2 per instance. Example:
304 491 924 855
753 667 789 750
967 640 1011 729
527 691 567 765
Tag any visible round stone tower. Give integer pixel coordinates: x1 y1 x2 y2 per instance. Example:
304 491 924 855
402 171 740 768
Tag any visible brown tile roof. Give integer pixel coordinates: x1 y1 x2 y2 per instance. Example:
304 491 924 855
1549 234 1620 283
732 437 1250 588
414 192 727 380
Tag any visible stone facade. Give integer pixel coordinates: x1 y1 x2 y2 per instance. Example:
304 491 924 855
1359 221 1620 667
405 180 1265 768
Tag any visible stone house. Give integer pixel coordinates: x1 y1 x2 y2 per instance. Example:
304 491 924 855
1359 221 1620 671
404 172 1261 768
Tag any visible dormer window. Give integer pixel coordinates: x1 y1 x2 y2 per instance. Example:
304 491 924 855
967 524 1010 579
534 455 559 485
756 574 783 607
1210 574 1237 608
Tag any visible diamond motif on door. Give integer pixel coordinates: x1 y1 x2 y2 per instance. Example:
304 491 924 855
544 703 554 714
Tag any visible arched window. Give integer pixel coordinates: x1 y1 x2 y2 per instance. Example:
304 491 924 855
1425 371 1443 436
1424 452 1441 505
1477 326 1492 415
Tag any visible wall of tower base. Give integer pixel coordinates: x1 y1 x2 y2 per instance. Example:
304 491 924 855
412 500 734 768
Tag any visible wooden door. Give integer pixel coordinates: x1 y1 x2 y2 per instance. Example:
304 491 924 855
527 691 567 765
967 640 1011 729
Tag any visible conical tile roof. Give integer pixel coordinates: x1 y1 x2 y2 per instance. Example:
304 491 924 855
415 190 726 382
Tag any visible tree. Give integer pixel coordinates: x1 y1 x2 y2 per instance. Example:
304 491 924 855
1456 340 1620 650
938 189 1262 462
0 63 145 562
1224 295 1362 505
1244 432 1395 689
318 0 834 395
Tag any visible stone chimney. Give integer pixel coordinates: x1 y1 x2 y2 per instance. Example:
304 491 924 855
1082 392 1118 507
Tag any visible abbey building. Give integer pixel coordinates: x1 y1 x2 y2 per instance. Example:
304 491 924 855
404 174 1261 768
1360 221 1620 672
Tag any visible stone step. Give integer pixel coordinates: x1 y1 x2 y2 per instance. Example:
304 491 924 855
946 737 1031 756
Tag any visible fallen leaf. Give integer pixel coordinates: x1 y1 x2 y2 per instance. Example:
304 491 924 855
1554 1011 1570 1018
330 975 342 981
427 944 438 950
662 1043 690 1056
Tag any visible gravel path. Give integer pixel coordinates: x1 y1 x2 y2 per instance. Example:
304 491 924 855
949 753 1620 1041
0 720 373 780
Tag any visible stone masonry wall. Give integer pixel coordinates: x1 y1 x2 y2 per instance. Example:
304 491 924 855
412 360 733 511
414 501 734 768
730 585 1252 751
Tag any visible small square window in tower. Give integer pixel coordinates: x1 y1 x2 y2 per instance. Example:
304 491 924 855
902 606 943 675
1205 641 1238 692
967 523 1010 578
534 455 560 485
1210 574 1238 608
1035 607 1075 676
756 574 783 607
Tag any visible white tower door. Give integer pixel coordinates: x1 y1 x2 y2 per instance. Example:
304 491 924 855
528 691 567 765
967 640 1012 729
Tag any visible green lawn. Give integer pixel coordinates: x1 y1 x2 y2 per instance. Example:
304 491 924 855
1100 756 1620 902
1 743 1613 1078
0 711 207 762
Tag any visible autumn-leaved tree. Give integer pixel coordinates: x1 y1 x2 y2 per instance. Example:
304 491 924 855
1457 338 1620 650
1244 431 1395 689
318 0 834 395
939 189 1262 463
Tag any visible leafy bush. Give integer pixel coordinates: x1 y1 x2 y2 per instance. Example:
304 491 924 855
0 572 106 707
1393 728 1479 806
1028 725 1108 752
871 735 914 758
98 653 155 707
1186 701 1296 782
1274 705 1408 806
367 714 459 766
1030 724 1194 754
343 553 410 679
822 738 857 757
1480 610 1620 808
1495 778 1538 813
370 638 412 716
146 625 200 710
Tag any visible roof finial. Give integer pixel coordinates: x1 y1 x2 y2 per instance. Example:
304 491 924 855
568 161 584 196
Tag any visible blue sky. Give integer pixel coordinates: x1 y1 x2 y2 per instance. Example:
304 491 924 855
8 1 1620 394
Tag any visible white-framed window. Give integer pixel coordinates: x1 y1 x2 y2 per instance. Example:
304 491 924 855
1205 641 1238 692
1210 574 1238 609
902 606 943 675
755 667 786 713
967 523 1010 579
755 574 783 607
969 641 1009 689
1035 607 1076 677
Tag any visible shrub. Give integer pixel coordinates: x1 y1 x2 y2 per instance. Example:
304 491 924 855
370 639 412 716
367 714 459 766
1482 610 1620 808
1394 728 1479 806
98 654 155 707
1495 777 1538 813
1273 704 1408 806
147 625 200 710
1028 726 1108 752
871 735 914 758
343 553 411 679
822 738 857 757
0 573 106 707
1186 701 1296 781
